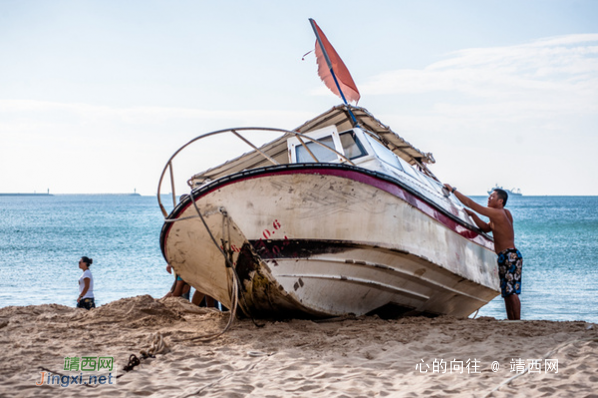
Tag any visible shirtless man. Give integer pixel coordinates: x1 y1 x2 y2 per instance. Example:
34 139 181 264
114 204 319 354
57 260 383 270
443 184 522 320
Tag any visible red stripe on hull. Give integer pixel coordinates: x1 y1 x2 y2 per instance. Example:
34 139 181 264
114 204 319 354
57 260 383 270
163 166 494 255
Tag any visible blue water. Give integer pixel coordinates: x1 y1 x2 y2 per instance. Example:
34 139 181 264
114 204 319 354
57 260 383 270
0 195 172 307
473 195 598 322
0 195 597 322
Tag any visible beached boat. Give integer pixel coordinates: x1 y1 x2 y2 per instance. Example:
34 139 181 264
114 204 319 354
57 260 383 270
157 19 499 319
157 104 500 319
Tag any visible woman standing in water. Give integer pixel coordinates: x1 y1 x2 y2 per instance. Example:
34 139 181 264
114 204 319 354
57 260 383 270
77 256 95 309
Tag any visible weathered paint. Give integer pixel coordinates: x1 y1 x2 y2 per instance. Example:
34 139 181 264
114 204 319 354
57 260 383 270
161 164 499 318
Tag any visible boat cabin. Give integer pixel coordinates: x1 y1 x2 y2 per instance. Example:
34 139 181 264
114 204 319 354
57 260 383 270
189 105 439 192
159 104 480 243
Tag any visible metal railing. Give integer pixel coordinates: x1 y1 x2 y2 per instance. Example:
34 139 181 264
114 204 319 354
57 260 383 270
157 127 356 218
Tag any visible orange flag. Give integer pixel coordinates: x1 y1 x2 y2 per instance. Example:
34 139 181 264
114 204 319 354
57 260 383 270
310 19 361 104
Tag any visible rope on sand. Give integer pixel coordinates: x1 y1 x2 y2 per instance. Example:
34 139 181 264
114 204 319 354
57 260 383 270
172 271 239 343
118 332 169 378
483 336 598 397
247 351 275 357
143 332 169 357
36 333 169 385
178 353 273 398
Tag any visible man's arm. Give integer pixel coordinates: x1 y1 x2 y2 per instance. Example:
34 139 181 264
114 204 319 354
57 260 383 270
444 184 500 219
464 208 492 233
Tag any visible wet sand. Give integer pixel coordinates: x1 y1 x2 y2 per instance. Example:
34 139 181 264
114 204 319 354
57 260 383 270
1 295 597 397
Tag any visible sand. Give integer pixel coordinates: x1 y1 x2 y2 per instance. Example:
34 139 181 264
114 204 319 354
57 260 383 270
1 295 596 397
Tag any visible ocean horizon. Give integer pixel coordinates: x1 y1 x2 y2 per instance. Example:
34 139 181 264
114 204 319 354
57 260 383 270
1 194 596 323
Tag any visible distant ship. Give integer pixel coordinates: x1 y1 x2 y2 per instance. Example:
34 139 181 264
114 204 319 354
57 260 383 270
488 185 522 197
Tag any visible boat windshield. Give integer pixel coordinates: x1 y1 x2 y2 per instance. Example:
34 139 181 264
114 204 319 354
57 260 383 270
339 131 368 160
295 136 337 163
365 135 404 171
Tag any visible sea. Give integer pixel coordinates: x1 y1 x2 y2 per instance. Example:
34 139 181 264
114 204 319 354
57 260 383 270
0 194 596 323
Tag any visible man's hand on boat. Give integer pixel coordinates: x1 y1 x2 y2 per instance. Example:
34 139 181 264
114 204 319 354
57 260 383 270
443 183 456 194
463 208 476 217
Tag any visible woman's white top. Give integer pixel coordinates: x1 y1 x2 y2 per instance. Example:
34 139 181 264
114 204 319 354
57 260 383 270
79 269 94 299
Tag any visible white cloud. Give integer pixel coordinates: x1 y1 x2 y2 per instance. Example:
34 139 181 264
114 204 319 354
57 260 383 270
361 34 598 117
0 100 312 126
0 100 314 195
2 34 597 195
353 34 598 195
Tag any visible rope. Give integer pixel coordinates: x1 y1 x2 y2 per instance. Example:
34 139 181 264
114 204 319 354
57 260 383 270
247 351 274 357
166 186 267 341
219 209 265 329
117 332 169 378
121 354 142 373
143 332 168 356
178 353 272 398
483 336 598 397
171 190 240 342
36 332 168 384
183 188 270 337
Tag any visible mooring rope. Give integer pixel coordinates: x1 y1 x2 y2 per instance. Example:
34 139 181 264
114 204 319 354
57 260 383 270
170 190 241 342
117 332 169 378
178 353 272 398
36 332 169 385
165 186 267 342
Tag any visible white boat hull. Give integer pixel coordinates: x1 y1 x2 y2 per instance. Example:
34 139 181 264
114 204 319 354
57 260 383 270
161 164 499 318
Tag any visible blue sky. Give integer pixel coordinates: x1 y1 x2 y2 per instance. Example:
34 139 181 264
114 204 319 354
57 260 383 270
1 0 597 196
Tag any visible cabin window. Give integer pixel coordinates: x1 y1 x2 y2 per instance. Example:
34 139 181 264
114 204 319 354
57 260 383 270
339 131 368 160
397 157 421 180
365 135 404 171
295 136 337 163
422 174 443 192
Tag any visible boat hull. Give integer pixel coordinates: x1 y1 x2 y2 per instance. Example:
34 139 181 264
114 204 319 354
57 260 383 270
161 164 499 318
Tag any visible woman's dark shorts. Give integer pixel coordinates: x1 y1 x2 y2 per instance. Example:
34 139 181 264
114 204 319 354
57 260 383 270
77 298 96 310
497 248 522 298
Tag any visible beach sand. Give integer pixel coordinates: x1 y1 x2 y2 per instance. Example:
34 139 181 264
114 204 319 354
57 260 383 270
1 295 596 397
